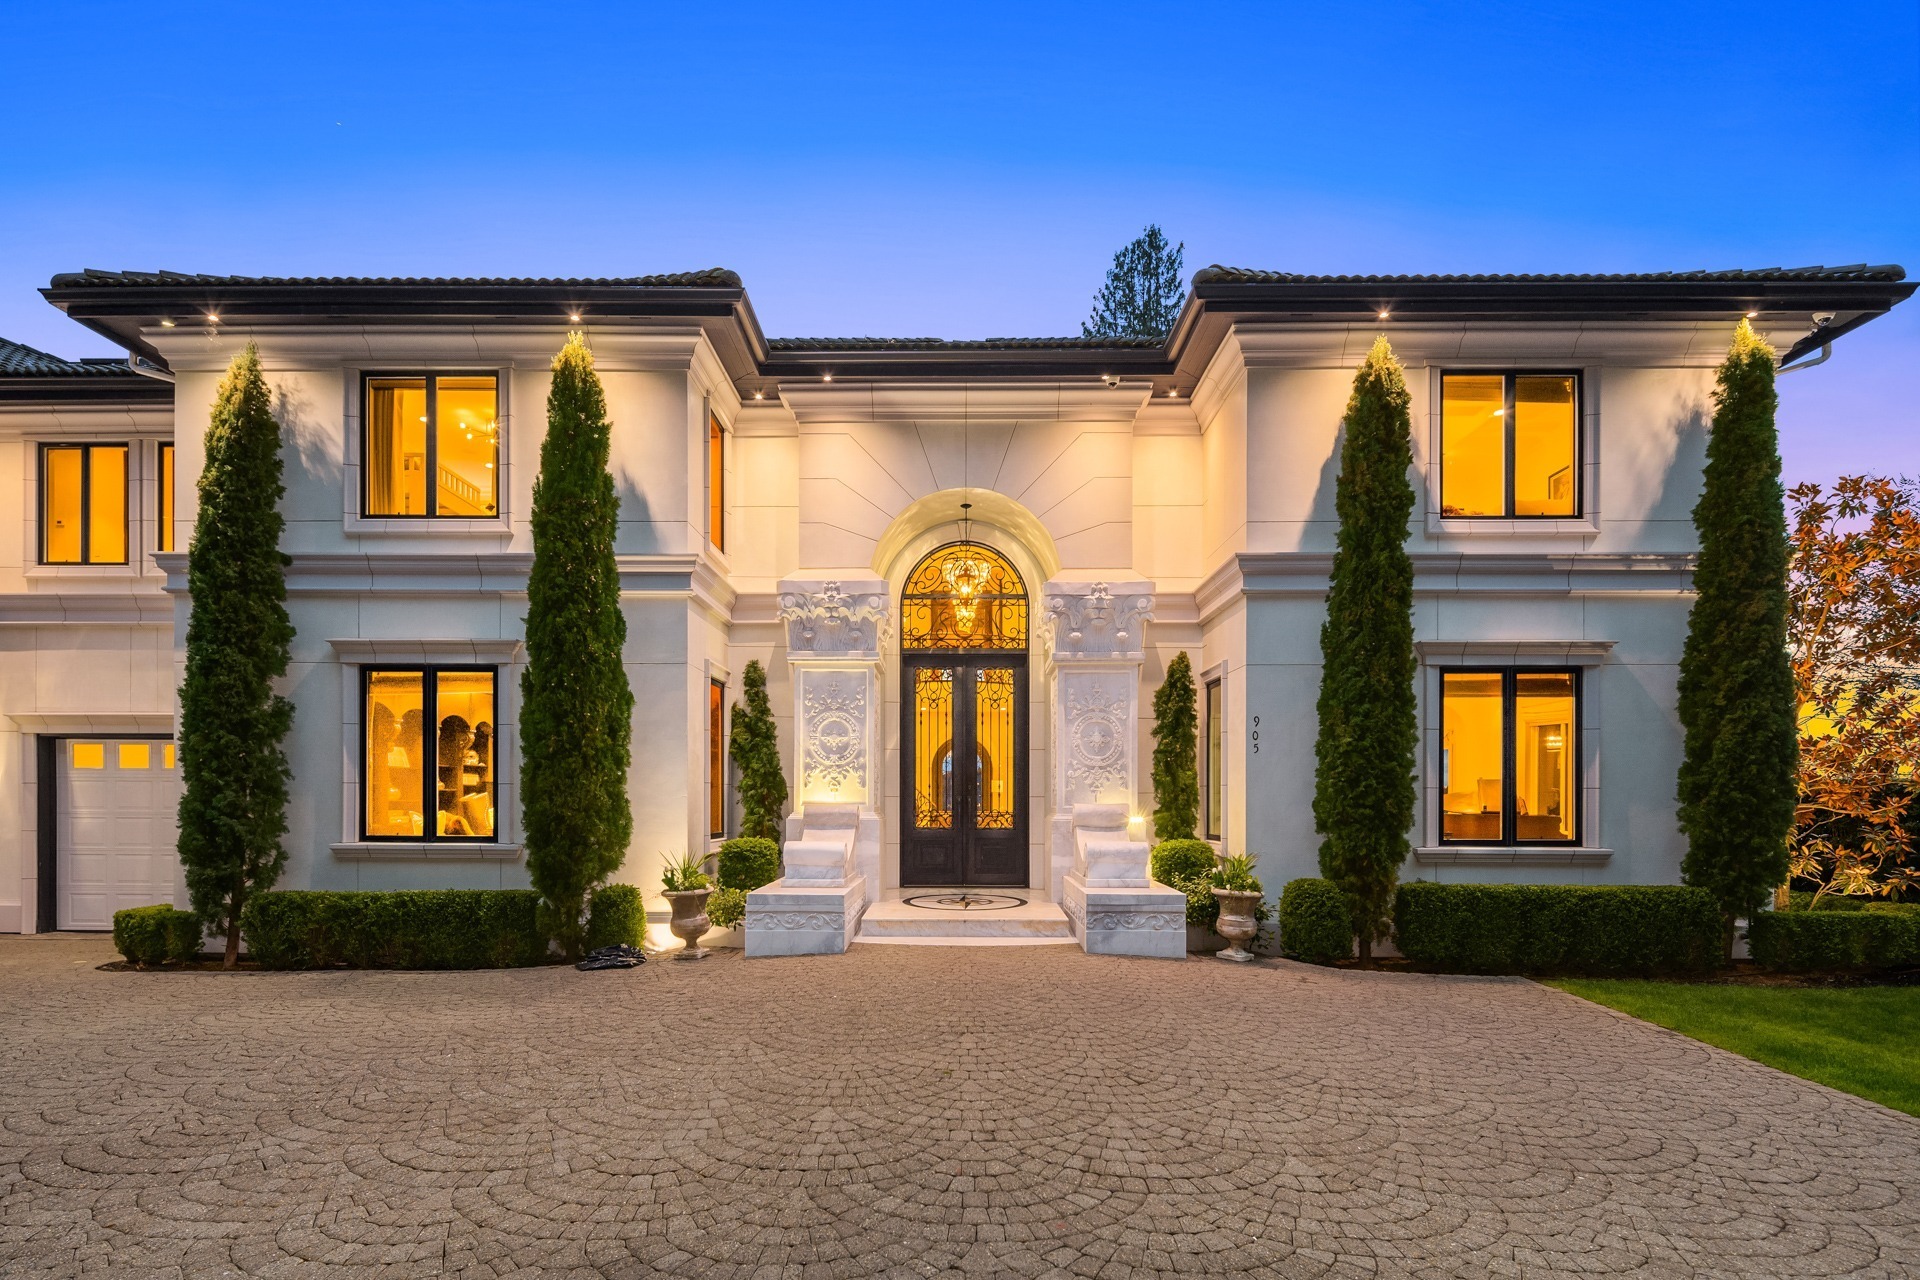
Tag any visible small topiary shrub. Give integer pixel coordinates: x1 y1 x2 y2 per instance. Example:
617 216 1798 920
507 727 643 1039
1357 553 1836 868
112 904 202 966
1782 891 1867 912
585 883 645 950
1748 906 1920 972
707 886 747 930
241 890 547 969
1394 883 1721 976
1152 839 1223 926
718 837 782 890
1278 879 1351 963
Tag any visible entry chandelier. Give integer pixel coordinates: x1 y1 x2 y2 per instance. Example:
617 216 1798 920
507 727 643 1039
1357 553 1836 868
943 503 990 635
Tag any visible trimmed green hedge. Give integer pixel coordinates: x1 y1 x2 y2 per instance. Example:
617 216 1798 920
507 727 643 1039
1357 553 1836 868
585 884 645 950
1278 878 1351 963
112 904 201 966
241 890 548 969
707 886 747 930
1749 903 1920 972
1151 839 1222 927
718 837 781 890
1394 883 1721 976
1784 891 1868 913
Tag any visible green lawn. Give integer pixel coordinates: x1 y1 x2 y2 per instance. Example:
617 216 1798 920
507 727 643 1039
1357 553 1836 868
1548 979 1920 1118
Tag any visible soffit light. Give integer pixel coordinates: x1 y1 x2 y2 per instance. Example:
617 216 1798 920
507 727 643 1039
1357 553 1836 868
570 313 582 322
205 313 220 323
159 318 176 328
1378 310 1391 320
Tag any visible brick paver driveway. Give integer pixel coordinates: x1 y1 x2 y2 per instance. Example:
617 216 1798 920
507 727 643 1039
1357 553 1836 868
2 936 1917 1279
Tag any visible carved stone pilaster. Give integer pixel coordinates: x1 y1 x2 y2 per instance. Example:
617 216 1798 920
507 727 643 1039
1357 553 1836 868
777 577 890 660
1042 581 1154 661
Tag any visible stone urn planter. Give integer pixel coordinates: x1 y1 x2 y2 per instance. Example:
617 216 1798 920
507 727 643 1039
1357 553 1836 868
1210 888 1262 963
664 888 714 960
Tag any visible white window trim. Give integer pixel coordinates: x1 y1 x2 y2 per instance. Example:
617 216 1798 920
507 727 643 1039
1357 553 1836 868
1413 641 1611 866
1198 658 1229 850
342 367 514 537
23 435 172 582
1423 365 1602 538
327 637 524 860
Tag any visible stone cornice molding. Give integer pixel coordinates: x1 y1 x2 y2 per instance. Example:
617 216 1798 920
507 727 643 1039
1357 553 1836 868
327 637 526 664
0 403 173 435
1189 329 1247 428
1199 551 1696 615
0 592 172 625
1228 321 1801 369
144 325 712 374
1414 639 1616 666
777 578 891 659
5 712 175 733
1042 580 1154 661
154 550 738 615
778 380 1151 426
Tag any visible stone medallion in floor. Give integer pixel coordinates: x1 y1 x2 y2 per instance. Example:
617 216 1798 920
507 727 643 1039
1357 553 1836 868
0 935 1916 1278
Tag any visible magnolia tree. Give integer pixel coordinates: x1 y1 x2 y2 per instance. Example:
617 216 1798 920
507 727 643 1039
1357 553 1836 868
1787 474 1920 903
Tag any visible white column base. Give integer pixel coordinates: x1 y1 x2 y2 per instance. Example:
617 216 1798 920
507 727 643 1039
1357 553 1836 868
1062 872 1187 959
744 876 868 957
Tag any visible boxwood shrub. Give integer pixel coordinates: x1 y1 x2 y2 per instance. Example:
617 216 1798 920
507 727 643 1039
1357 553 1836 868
718 837 782 890
241 890 548 969
707 886 747 930
112 904 202 966
1278 878 1351 963
1393 882 1720 976
1749 903 1920 972
585 883 645 950
1151 839 1221 927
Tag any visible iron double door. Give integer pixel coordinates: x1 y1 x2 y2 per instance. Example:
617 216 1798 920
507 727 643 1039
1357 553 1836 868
900 656 1027 887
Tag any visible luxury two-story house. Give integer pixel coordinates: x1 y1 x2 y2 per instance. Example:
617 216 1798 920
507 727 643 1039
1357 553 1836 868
1 264 1909 950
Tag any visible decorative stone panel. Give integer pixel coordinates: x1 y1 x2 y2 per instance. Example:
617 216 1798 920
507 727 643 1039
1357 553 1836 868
777 578 890 659
1042 581 1154 661
798 672 868 801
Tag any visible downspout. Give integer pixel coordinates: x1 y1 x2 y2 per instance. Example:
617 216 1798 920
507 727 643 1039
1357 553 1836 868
126 355 174 383
1777 313 1835 376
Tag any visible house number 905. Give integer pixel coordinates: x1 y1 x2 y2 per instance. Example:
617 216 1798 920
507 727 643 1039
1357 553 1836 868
1250 715 1260 755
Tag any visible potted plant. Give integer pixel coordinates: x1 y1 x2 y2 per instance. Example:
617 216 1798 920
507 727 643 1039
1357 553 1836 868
1210 853 1265 963
661 851 714 960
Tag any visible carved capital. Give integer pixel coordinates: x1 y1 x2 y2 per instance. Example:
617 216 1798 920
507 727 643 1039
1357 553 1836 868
1041 580 1154 660
777 578 891 657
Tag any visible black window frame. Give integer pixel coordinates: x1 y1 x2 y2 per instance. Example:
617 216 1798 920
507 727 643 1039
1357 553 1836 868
1203 677 1223 841
360 663 499 842
1439 370 1583 519
1437 666 1582 847
360 371 501 520
156 441 176 553
38 441 130 565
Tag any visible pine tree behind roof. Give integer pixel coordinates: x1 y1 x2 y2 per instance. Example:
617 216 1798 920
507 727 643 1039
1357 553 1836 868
1083 225 1185 339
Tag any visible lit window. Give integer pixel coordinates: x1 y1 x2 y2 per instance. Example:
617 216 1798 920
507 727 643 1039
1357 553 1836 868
71 742 105 769
709 678 726 838
365 374 498 517
1204 678 1223 841
157 443 176 553
40 443 129 564
1440 373 1578 517
364 667 496 840
708 412 725 551
1440 669 1578 845
118 743 151 769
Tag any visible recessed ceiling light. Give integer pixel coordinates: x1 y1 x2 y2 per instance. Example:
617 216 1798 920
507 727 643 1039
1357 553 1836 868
1378 310 1391 320
569 313 581 322
753 391 765 400
205 313 219 323
823 372 833 383
1745 310 1758 318
159 318 175 328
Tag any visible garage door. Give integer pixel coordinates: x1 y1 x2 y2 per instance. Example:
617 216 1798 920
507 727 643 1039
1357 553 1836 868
57 739 182 931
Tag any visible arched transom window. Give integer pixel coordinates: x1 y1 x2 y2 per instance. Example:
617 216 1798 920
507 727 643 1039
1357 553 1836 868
901 542 1027 652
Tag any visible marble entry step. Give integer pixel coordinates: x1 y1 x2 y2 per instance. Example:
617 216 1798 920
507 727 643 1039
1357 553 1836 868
855 892 1075 946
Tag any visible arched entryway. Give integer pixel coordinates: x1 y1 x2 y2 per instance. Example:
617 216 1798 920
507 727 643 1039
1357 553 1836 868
898 537 1029 886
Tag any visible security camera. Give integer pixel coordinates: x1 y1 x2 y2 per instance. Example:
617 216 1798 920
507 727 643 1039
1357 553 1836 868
1812 312 1836 327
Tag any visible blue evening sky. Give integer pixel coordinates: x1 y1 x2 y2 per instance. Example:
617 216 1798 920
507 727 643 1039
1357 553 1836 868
3 1 1913 486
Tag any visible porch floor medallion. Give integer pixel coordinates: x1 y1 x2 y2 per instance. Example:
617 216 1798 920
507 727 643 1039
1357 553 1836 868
2 934 1916 1278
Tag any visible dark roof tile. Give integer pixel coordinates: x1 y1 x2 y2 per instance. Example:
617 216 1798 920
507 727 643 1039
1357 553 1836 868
0 337 132 377
1192 263 1908 285
48 267 742 289
766 335 1164 351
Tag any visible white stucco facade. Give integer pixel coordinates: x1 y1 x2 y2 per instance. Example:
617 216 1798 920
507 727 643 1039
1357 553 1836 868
3 264 1909 942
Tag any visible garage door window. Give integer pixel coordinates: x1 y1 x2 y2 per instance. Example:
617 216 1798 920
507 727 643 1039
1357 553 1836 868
365 667 496 840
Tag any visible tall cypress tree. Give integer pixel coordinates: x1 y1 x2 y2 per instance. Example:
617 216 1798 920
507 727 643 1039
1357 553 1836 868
178 343 294 967
729 659 787 842
1313 336 1417 964
522 333 633 958
1151 651 1200 841
1678 320 1798 953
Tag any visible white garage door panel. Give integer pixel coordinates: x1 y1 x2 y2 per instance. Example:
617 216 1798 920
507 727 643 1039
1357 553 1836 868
57 739 181 931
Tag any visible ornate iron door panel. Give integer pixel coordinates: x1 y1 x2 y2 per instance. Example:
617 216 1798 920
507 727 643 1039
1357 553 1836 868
901 657 1027 886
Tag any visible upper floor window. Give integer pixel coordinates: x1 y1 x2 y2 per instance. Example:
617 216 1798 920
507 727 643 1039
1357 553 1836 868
707 411 725 551
40 443 128 564
157 442 176 553
364 373 498 517
364 666 497 840
1440 373 1579 518
1440 669 1578 845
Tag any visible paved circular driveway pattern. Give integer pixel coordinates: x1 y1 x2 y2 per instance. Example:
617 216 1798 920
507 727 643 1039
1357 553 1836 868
1 937 1916 1278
